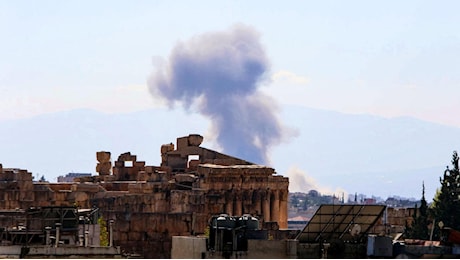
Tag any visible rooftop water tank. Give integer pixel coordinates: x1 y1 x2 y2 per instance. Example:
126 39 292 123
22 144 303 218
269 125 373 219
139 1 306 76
213 214 236 229
237 214 259 230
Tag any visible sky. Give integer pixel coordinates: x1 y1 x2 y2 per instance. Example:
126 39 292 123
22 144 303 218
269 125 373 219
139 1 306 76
1 1 460 198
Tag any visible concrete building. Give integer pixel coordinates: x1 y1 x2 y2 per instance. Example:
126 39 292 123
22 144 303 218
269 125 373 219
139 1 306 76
57 172 92 182
171 204 389 259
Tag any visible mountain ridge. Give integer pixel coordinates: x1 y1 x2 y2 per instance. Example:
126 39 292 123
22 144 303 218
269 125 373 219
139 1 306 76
1 105 458 201
273 105 460 201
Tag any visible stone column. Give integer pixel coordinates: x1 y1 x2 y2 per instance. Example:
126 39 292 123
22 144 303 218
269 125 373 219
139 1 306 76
252 190 262 216
234 192 242 217
225 192 233 216
279 191 288 229
262 189 271 222
96 151 112 176
270 190 280 225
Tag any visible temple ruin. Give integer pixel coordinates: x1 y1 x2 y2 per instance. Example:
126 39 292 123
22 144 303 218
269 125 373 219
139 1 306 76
0 134 289 258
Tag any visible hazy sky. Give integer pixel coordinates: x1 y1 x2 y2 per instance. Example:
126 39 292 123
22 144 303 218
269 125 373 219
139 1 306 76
2 0 460 126
2 1 460 200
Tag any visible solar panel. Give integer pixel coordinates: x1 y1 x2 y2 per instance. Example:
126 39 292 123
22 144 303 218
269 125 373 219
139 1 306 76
296 204 386 243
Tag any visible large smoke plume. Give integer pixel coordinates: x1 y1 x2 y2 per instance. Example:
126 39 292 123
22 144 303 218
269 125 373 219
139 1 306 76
148 25 285 164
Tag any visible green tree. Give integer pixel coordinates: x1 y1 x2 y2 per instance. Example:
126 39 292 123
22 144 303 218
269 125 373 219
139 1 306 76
407 183 429 239
98 216 109 246
291 195 300 207
431 151 460 237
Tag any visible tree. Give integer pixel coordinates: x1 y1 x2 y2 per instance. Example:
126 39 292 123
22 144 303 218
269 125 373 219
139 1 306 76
291 195 300 207
98 216 109 246
407 182 429 239
431 151 460 237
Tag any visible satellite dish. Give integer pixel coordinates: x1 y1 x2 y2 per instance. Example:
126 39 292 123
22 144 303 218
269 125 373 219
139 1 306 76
350 224 362 236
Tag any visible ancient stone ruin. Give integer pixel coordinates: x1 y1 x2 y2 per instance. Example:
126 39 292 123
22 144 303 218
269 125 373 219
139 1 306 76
0 134 289 258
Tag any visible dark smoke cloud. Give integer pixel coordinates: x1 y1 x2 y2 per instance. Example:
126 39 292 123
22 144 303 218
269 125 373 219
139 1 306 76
148 25 285 165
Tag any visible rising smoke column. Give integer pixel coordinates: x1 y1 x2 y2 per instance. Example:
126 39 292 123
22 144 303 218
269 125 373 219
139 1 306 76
148 25 284 164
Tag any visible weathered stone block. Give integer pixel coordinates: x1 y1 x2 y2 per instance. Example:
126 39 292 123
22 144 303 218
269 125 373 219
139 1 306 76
187 134 203 146
117 220 130 233
73 191 89 202
161 143 175 154
130 215 147 232
134 161 145 168
96 162 112 175
128 183 153 194
128 231 142 241
97 151 111 163
103 175 116 182
114 161 124 168
71 183 100 193
188 159 200 169
176 136 189 150
144 166 154 173
118 231 128 242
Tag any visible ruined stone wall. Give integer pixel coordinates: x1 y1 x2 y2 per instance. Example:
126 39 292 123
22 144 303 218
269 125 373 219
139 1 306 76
104 212 207 258
0 168 36 209
87 190 208 258
0 134 290 258
161 135 253 170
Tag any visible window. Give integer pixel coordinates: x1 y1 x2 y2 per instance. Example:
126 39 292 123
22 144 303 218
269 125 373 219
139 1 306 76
125 161 133 167
187 155 200 168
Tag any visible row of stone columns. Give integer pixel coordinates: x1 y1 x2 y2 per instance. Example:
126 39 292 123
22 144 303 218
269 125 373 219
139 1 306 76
224 189 288 229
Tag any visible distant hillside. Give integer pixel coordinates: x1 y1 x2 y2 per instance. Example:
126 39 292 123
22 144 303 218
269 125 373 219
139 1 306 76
272 105 460 201
1 105 459 201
